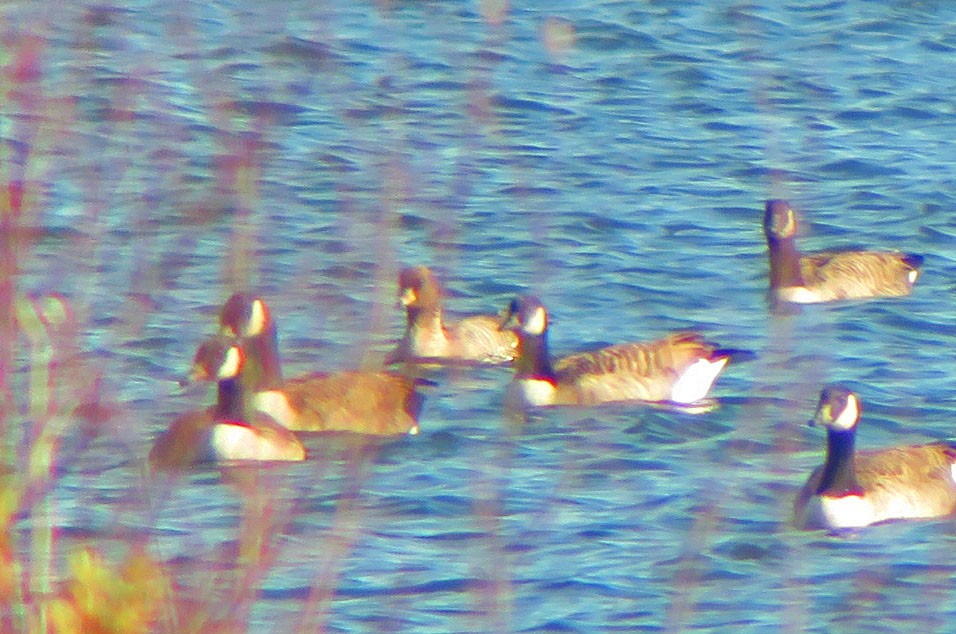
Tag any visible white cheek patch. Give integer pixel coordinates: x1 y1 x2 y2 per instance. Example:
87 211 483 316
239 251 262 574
670 357 728 404
400 288 417 306
218 346 243 379
524 306 548 335
253 390 296 428
833 393 860 430
782 209 797 236
247 299 268 336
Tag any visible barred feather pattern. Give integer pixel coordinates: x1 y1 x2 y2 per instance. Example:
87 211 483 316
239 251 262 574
258 371 424 435
448 315 518 362
394 307 518 365
392 313 518 363
555 332 715 378
550 332 725 405
797 250 922 301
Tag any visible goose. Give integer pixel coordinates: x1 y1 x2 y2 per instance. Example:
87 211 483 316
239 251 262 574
218 293 424 435
499 295 737 410
763 199 922 304
385 265 518 365
148 337 306 469
794 385 956 530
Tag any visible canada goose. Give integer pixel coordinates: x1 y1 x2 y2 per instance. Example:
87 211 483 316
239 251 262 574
219 293 424 435
385 265 518 365
499 295 737 410
793 385 956 531
763 199 923 304
148 337 306 469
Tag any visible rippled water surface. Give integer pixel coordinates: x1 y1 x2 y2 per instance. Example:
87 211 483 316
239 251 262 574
4 1 956 631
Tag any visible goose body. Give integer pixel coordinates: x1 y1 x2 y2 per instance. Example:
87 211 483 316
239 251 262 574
763 200 922 304
386 266 518 365
219 293 424 435
149 338 306 469
500 295 734 410
794 385 956 531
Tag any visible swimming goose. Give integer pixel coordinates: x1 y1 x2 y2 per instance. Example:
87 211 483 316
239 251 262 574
148 337 306 469
219 293 425 435
763 199 923 304
499 295 736 410
385 265 518 365
793 385 956 531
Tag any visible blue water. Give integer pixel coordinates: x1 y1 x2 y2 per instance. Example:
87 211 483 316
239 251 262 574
4 0 956 631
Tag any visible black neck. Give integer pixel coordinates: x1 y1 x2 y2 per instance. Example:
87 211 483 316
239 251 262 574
514 331 557 380
816 428 863 496
767 236 806 288
214 375 246 420
246 321 283 390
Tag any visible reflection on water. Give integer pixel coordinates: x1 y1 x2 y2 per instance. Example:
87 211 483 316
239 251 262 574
2 0 956 631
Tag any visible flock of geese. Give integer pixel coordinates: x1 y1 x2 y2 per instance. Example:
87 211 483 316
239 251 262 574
148 200 953 533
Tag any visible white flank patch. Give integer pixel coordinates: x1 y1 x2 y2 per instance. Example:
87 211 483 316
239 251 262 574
254 390 297 429
833 393 860 430
524 306 548 336
516 378 557 407
880 493 942 522
210 423 263 461
248 299 268 336
950 463 956 486
908 269 919 285
218 346 243 379
775 286 823 304
408 424 420 435
670 358 728 404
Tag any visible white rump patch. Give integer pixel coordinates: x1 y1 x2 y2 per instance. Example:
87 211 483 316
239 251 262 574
908 270 919 285
670 358 728 404
218 346 243 379
524 306 548 336
950 463 956 486
254 390 296 429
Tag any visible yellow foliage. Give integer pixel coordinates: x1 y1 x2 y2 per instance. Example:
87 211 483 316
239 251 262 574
0 477 21 603
49 547 168 634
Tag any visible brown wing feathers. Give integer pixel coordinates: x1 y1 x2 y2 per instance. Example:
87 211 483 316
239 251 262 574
802 251 922 299
554 333 717 379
